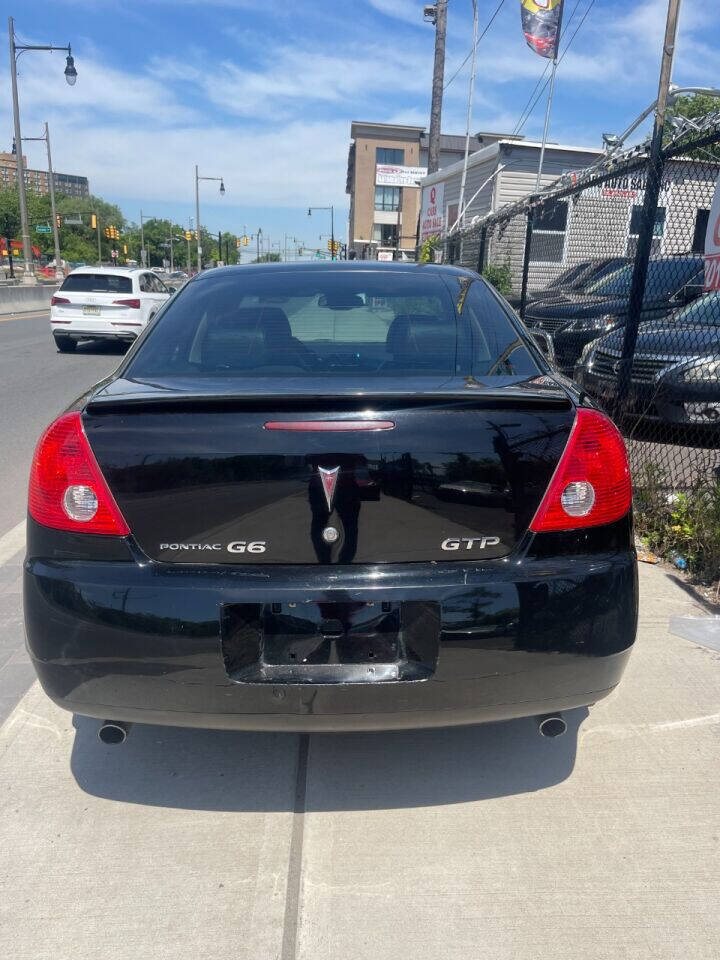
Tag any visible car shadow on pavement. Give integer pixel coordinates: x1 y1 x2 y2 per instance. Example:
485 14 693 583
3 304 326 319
70 708 588 811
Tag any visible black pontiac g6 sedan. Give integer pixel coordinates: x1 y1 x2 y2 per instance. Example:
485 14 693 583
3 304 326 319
25 263 637 737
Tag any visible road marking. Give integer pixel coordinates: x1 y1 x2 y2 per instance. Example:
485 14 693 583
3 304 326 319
0 520 26 565
0 311 49 323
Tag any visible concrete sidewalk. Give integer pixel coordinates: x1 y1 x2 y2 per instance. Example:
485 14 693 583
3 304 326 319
0 562 718 960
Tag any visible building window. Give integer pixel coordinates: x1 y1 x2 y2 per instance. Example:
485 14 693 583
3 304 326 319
376 147 404 165
372 223 398 246
529 200 569 263
692 209 710 254
374 186 401 211
627 204 666 257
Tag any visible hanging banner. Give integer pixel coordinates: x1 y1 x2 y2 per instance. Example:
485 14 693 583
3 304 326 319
521 0 563 59
704 174 720 291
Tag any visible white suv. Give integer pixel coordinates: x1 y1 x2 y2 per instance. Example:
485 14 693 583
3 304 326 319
50 266 175 353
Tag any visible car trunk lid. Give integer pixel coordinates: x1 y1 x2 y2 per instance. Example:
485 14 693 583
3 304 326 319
84 377 575 565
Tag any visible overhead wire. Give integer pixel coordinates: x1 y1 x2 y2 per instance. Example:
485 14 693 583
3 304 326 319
444 0 506 91
511 0 595 136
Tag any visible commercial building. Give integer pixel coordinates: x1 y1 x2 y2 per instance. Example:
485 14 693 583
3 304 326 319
421 137 719 296
0 150 89 199
346 122 523 260
417 138 604 282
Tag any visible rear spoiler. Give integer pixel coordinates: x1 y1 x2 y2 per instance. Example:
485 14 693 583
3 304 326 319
86 389 573 415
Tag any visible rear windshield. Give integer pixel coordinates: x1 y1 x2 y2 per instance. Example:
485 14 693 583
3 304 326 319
587 258 703 299
126 269 539 379
61 273 133 294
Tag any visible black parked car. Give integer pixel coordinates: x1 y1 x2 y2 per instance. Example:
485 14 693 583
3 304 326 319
526 257 629 307
25 263 637 738
525 255 704 374
577 291 720 429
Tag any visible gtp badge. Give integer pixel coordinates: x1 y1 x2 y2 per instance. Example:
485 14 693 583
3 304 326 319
318 466 340 511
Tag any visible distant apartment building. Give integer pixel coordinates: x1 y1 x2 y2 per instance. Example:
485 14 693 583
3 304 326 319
346 121 523 259
0 150 89 199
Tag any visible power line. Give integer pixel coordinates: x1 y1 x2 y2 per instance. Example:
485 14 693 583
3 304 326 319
511 0 583 135
511 0 594 136
444 0 506 91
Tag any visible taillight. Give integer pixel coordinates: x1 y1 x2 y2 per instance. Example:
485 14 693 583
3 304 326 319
113 298 141 309
529 408 631 533
51 295 70 306
28 412 130 536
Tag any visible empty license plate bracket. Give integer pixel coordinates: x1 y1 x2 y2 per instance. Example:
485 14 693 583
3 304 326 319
221 600 440 684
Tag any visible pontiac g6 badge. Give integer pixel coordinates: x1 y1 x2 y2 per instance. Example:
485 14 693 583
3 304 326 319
318 466 340 511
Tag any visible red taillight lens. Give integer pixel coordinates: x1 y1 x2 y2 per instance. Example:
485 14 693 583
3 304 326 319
530 409 631 533
113 298 141 309
51 295 70 306
28 412 130 536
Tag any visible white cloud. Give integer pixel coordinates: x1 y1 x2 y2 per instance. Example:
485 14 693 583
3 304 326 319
367 0 425 27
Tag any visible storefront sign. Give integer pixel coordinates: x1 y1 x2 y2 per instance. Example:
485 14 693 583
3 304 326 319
420 182 445 241
376 164 428 188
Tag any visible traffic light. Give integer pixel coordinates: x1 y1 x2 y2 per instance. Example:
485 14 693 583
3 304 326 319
104 227 110 239
123 244 128 255
105 225 119 240
297 246 303 256
90 214 97 230
55 214 62 228
327 240 340 253
185 230 194 241
241 235 250 246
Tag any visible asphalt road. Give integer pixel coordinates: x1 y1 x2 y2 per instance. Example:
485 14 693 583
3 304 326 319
0 310 124 531
0 310 718 959
0 310 123 723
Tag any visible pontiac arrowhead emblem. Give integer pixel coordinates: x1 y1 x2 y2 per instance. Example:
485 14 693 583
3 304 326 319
318 466 340 512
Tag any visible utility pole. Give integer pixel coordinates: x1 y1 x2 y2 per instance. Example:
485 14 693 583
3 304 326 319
615 0 683 415
45 124 62 281
457 0 479 232
535 0 566 190
9 18 32 283
9 17 77 284
426 0 448 175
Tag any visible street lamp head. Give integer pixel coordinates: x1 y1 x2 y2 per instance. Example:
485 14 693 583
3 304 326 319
219 179 226 196
64 52 77 86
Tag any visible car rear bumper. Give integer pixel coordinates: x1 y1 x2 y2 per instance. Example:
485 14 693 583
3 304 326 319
25 546 638 732
53 329 138 342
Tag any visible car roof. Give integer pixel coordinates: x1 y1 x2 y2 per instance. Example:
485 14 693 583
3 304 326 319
67 265 147 276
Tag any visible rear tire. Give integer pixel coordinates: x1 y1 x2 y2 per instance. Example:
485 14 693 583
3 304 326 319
54 336 76 353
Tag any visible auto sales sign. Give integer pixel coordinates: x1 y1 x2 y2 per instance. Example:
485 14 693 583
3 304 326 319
420 182 444 242
705 174 720 291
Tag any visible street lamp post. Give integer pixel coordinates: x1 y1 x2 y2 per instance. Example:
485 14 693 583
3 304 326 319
308 206 335 259
23 122 63 281
194 166 225 272
8 16 77 284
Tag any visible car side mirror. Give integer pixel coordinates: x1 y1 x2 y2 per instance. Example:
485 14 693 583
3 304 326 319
674 282 702 305
532 330 555 363
166 285 177 294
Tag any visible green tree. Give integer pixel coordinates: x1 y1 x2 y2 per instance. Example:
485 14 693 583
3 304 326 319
252 252 281 263
667 93 720 159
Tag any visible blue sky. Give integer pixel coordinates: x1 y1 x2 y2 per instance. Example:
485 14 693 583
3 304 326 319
2 0 719 252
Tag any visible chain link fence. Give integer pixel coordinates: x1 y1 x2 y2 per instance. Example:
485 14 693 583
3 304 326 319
448 115 720 581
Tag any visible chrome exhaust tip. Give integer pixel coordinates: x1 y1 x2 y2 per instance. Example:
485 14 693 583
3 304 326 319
537 714 567 738
98 721 130 745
